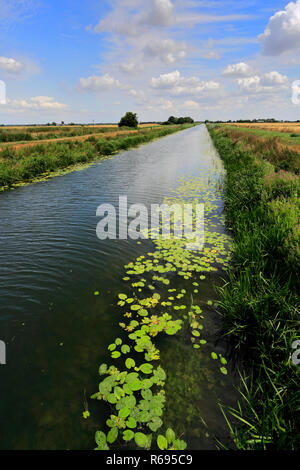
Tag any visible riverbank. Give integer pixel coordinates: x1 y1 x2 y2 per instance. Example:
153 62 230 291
0 124 194 192
208 124 299 450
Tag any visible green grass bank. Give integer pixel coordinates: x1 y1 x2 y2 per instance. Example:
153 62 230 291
207 124 299 450
0 124 194 191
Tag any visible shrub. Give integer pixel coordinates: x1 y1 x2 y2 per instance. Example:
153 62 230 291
118 112 138 128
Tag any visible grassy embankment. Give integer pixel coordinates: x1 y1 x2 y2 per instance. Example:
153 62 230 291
207 124 299 450
0 124 159 146
221 125 300 174
0 124 194 191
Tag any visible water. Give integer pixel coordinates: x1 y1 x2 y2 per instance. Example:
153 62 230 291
0 125 238 450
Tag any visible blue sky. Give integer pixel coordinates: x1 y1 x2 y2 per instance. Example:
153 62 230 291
0 0 300 123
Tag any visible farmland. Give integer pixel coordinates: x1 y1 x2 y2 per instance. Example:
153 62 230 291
0 123 160 149
0 124 192 190
220 123 300 174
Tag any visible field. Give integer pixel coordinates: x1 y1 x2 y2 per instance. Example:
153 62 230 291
0 124 194 190
229 122 300 134
0 124 160 150
222 123 300 156
219 123 300 174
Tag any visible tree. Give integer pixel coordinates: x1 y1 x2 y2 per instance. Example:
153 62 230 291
168 116 178 124
118 112 138 128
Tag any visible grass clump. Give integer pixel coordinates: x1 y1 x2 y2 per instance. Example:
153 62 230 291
208 124 300 450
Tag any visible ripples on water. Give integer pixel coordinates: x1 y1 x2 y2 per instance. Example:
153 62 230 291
0 126 238 449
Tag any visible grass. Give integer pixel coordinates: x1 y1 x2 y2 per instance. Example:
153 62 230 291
0 124 195 190
207 124 300 450
0 125 160 146
219 125 300 174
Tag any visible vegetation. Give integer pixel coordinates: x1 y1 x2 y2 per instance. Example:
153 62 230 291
118 112 139 128
0 125 139 144
208 124 300 450
162 116 194 126
0 124 194 191
91 167 234 450
218 125 300 174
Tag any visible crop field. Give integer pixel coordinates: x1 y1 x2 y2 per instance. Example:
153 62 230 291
0 124 191 190
228 122 300 134
218 124 300 174
0 123 161 150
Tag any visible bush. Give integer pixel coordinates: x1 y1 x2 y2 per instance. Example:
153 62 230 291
118 112 138 128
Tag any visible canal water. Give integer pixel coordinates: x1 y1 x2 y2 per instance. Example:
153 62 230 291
0 125 238 450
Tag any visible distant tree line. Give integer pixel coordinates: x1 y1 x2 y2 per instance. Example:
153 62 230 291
205 118 300 124
162 116 194 125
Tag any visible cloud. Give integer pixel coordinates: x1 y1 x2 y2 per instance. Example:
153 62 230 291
183 100 200 109
4 96 67 112
260 71 290 87
144 97 174 111
203 50 220 60
0 0 39 25
94 0 175 36
119 62 144 75
150 70 220 96
94 0 253 37
143 38 187 64
142 0 174 27
238 71 290 93
77 74 124 92
259 0 300 55
222 62 254 77
77 73 147 102
0 57 23 73
150 70 181 88
175 12 255 27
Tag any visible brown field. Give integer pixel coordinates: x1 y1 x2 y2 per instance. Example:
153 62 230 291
0 123 159 131
0 126 163 152
229 122 300 134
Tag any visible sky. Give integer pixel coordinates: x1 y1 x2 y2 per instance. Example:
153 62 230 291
0 0 300 124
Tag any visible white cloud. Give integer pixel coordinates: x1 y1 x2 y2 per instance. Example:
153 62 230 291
259 0 300 55
119 62 144 75
77 74 123 92
143 38 187 64
142 0 174 27
222 62 254 77
150 70 220 97
238 71 290 93
94 0 175 36
175 12 254 27
203 50 220 60
4 96 67 112
0 0 38 24
94 0 252 37
183 100 200 109
0 57 23 73
260 71 289 86
157 98 174 110
151 70 181 88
